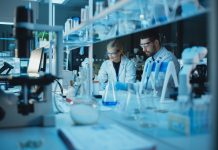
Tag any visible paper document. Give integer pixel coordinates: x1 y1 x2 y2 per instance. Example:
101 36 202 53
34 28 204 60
58 124 155 150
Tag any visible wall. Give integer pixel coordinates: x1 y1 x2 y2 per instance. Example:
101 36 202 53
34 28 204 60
37 3 80 25
0 0 81 25
0 0 39 23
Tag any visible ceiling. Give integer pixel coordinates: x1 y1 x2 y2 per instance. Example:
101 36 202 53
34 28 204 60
63 0 88 9
0 0 90 25
23 0 89 9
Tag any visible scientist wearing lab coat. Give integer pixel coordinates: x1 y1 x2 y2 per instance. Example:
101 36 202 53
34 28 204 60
140 29 180 95
98 40 136 89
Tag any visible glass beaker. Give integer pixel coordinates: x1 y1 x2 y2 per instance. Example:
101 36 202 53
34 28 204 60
137 87 161 128
138 93 159 127
107 0 116 7
121 83 142 120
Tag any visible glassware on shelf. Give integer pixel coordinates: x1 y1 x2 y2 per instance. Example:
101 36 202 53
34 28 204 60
153 3 168 23
81 5 90 23
95 1 104 16
64 19 72 34
107 0 117 7
181 0 199 17
72 17 80 29
64 0 208 45
118 19 139 35
93 22 117 40
81 8 86 23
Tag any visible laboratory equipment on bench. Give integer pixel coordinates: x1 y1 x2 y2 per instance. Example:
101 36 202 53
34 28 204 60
160 61 178 103
0 74 58 128
140 57 154 93
0 62 14 75
139 55 178 103
168 95 210 135
178 46 207 102
0 62 14 90
103 82 117 106
0 6 63 128
70 104 99 125
122 83 142 120
77 58 92 98
190 62 208 97
168 46 209 135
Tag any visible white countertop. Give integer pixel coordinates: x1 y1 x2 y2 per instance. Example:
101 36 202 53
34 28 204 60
0 94 211 150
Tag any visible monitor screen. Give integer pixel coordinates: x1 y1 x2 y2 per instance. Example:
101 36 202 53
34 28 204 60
27 47 44 74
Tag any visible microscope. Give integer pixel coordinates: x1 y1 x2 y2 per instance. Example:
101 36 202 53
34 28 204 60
178 46 208 102
0 6 63 128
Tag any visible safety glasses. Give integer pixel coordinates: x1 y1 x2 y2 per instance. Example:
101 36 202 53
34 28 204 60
140 41 153 49
107 50 120 56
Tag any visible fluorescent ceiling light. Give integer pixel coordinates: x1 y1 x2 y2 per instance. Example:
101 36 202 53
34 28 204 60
0 22 14 25
52 0 65 4
24 0 68 4
44 0 68 4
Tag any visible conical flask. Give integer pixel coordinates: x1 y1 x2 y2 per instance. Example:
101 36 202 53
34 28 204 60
102 82 118 106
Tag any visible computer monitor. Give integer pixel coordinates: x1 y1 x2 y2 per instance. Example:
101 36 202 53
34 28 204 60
27 47 44 75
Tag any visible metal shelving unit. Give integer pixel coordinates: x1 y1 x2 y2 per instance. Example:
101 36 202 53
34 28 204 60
63 0 209 49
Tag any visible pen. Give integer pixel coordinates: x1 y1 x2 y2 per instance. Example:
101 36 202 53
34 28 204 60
57 129 75 150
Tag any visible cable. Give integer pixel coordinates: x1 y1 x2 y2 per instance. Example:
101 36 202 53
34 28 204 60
55 79 64 96
53 79 70 113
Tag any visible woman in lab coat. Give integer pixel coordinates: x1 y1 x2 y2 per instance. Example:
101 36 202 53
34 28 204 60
98 40 136 89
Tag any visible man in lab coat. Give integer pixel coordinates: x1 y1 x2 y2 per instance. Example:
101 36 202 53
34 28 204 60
140 29 180 95
98 40 136 89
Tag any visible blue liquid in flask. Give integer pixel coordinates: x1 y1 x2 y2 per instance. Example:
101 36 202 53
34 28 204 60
102 100 118 106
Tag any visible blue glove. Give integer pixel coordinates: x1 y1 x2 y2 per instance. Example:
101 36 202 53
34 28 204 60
114 82 128 91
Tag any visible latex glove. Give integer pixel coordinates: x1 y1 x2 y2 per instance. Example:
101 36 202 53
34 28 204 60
114 82 128 91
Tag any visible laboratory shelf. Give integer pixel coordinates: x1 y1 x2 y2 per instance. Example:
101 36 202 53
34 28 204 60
63 0 130 37
63 0 209 48
0 38 16 41
63 40 92 49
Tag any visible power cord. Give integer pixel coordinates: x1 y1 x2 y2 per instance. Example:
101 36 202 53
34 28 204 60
54 79 69 113
55 79 64 96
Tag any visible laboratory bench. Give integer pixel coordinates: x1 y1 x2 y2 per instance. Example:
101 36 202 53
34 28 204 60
0 95 211 150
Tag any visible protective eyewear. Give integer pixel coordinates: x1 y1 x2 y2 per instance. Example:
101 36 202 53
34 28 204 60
107 50 119 56
140 41 153 48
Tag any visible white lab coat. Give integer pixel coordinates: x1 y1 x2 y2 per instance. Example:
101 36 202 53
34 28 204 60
141 47 180 95
98 56 136 84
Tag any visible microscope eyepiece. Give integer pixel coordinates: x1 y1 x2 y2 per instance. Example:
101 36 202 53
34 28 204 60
14 6 33 58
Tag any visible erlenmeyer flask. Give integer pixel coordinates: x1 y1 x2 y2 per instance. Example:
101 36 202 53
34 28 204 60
102 82 117 106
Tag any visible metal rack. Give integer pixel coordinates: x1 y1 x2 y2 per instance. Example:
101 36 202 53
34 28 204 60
63 0 209 47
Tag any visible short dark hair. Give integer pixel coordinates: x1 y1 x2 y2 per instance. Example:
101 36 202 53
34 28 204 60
141 29 160 43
